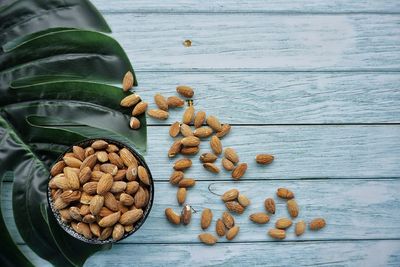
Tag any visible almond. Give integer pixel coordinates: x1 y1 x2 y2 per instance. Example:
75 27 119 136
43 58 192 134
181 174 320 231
63 156 83 168
91 170 105 181
181 204 192 225
83 214 96 224
237 194 251 207
193 126 213 138
112 224 125 241
64 167 80 190
91 140 109 150
176 85 194 98
126 181 139 195
106 144 119 153
206 116 222 131
173 158 192 171
120 193 135 206
168 138 182 158
178 178 196 188
89 195 104 215
295 220 306 236
275 218 292 229
119 209 143 225
80 205 90 216
125 225 134 233
80 154 97 170
225 201 244 214
180 123 193 137
154 93 168 111
287 199 299 218
72 146 85 161
100 163 118 176
49 174 65 189
99 227 113 240
104 192 119 211
99 211 121 227
224 148 239 164
122 71 134 91
222 158 235 171
108 153 125 169
138 166 150 185
277 188 294 199
165 208 181 225
200 153 217 163
69 206 82 221
50 161 66 176
309 218 326 230
216 124 231 138
59 209 72 222
60 190 81 203
226 226 239 240
119 148 138 167
177 188 187 205
198 233 217 245
126 164 138 181
180 146 200 155
249 213 270 224
169 122 181 138
194 111 206 128
80 192 93 205
132 101 148 116
169 171 184 185
129 117 141 129
216 219 226 236
78 167 92 184
134 187 147 208
203 163 220 173
255 154 274 165
167 96 185 108
96 151 109 163
54 197 69 210
264 198 276 214
77 222 92 239
99 207 113 217
114 169 126 181
268 229 286 239
110 181 127 193
89 223 101 236
182 106 195 124
120 93 141 107
231 163 247 180
222 212 235 229
97 173 113 195
210 135 222 155
221 189 239 202
181 136 200 147
201 208 213 230
147 109 169 120
85 147 95 157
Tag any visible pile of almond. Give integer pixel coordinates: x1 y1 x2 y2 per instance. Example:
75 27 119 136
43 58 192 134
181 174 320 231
49 139 151 241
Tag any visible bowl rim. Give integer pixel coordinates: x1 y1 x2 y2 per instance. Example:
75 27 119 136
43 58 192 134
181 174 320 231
47 138 154 244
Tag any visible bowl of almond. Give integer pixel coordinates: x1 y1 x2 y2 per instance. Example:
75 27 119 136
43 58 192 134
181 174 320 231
47 138 153 243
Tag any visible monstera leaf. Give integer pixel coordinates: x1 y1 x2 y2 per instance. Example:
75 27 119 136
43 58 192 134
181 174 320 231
0 0 146 266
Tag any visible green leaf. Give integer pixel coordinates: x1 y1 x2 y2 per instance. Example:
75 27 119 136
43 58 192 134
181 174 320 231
0 0 111 46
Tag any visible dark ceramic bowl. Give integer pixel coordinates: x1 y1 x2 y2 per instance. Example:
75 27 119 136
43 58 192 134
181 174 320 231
47 138 154 244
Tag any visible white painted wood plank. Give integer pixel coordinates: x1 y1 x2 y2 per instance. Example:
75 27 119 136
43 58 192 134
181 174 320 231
143 125 400 180
4 179 400 244
84 241 400 267
135 72 400 124
104 14 400 70
92 0 400 13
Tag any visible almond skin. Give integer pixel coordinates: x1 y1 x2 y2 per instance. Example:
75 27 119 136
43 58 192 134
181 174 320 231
194 111 206 128
226 226 240 240
129 117 141 129
168 138 182 158
120 193 135 206
120 94 141 107
222 211 235 229
80 154 97 170
193 126 213 138
72 146 85 161
169 171 184 185
97 173 114 195
201 208 213 230
268 229 286 240
216 219 226 236
173 158 192 170
264 198 276 214
177 188 187 205
60 190 81 203
275 218 293 229
182 106 195 124
122 71 134 91
169 122 181 138
210 135 222 155
176 85 194 98
167 96 185 108
180 146 200 155
178 178 196 188
309 218 326 230
231 163 247 180
200 153 217 163
180 123 193 137
277 188 295 199
99 227 113 240
108 153 125 169
225 201 244 214
249 213 270 224
295 220 306 236
89 195 104 215
203 163 220 173
147 109 169 120
119 148 138 167
50 161 66 176
125 181 139 195
154 93 168 111
112 224 125 241
77 222 92 239
91 140 109 150
222 158 235 171
138 166 150 185
64 168 80 190
78 166 91 184
100 163 118 176
134 187 148 208
110 181 127 193
198 233 217 245
63 156 83 168
96 151 109 163
224 148 239 164
255 154 274 165
287 199 299 218
104 192 119 212
206 116 222 131
99 211 121 227
119 209 143 225
132 101 148 116
216 124 231 138
181 136 200 147
165 208 181 225
237 194 251 207
221 189 239 202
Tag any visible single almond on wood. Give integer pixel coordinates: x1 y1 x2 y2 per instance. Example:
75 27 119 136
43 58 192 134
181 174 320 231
268 229 286 240
173 158 192 170
206 116 222 131
277 188 295 199
203 163 220 173
198 233 217 245
225 201 244 214
210 135 222 155
221 189 239 202
287 199 299 218
200 153 217 163
165 208 181 225
275 218 292 229
295 220 306 236
182 106 195 124
132 101 148 116
176 85 194 98
169 122 181 138
226 226 240 240
224 148 239 164
168 138 182 158
222 157 235 171
147 109 169 120
178 178 196 188
180 146 200 155
154 93 168 111
201 208 213 230
309 218 326 230
169 171 184 185
231 163 247 180
194 111 206 128
177 188 187 205
193 126 213 138
237 194 251 207
216 124 231 138
264 198 276 214
222 211 235 229
167 96 185 108
122 71 134 91
120 94 141 107
249 213 270 224
181 136 200 147
216 219 226 236
255 154 274 165
180 123 193 137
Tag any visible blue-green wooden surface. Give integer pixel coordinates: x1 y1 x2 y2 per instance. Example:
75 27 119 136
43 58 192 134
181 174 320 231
3 0 400 266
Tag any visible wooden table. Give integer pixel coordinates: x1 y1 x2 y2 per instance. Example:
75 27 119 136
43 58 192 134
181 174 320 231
8 0 400 266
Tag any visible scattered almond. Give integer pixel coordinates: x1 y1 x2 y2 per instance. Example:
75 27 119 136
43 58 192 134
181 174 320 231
216 219 226 236
177 188 187 205
226 226 240 240
277 188 295 199
275 218 292 229
309 218 326 230
225 201 244 214
132 101 148 116
268 229 286 240
249 213 270 224
180 146 200 155
173 158 192 170
222 158 235 171
287 199 299 218
154 93 168 111
237 194 251 207
122 71 134 91
169 171 184 185
224 148 239 164
200 153 217 163
210 135 222 155
176 85 194 98
120 94 141 107
203 163 220 173
255 154 274 165
182 105 195 124
216 124 231 138
181 136 200 147
168 138 182 158
198 233 217 245
201 208 213 230
165 208 181 225
180 123 193 137
129 117 141 129
167 96 185 108
206 116 222 131
194 111 206 128
222 212 235 229
221 189 239 202
231 163 247 180
147 109 169 120
264 198 276 214
295 220 306 236
193 126 213 138
178 178 196 188
169 122 181 138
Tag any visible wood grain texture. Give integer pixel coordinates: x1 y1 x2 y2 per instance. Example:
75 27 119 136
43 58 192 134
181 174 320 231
143 125 400 180
135 72 400 124
92 0 400 13
104 14 400 70
4 179 400 244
